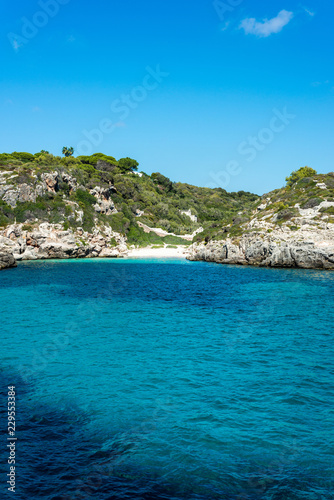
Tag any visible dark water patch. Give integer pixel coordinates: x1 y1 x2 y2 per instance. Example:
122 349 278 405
1 369 333 499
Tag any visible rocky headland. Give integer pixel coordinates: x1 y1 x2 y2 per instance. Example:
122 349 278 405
187 173 334 269
187 230 334 269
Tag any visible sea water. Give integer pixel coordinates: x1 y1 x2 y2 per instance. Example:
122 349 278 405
0 258 333 499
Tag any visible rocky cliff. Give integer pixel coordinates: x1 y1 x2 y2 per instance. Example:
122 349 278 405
187 230 334 269
187 172 334 269
0 223 127 261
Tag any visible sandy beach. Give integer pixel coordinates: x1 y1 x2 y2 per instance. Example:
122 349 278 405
126 245 188 259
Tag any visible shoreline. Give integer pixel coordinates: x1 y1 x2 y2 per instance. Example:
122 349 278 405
5 245 189 266
126 245 188 259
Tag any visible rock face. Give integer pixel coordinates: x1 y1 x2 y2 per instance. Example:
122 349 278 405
89 186 118 215
0 252 17 270
0 223 128 261
41 172 58 193
187 230 334 269
0 170 81 208
0 169 127 261
187 182 334 270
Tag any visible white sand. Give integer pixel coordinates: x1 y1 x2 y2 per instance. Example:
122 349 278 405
126 245 188 259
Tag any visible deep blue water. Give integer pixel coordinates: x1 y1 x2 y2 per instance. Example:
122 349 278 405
0 258 334 499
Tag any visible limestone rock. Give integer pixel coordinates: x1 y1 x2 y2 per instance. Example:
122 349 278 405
41 172 59 193
0 252 17 270
61 173 78 192
3 184 37 208
90 186 117 215
0 222 128 261
187 232 334 270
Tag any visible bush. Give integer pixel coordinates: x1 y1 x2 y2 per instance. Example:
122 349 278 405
77 154 118 167
11 152 35 163
276 208 298 221
301 198 323 209
320 206 334 215
151 172 173 192
110 212 131 233
34 153 58 166
73 189 96 206
0 153 15 165
286 167 317 186
118 157 139 173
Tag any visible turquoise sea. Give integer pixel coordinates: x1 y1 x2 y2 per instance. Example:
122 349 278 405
0 258 334 499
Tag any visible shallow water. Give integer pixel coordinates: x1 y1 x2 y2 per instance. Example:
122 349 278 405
0 258 333 499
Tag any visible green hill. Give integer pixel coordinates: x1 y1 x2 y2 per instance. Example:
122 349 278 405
0 151 258 246
194 167 334 243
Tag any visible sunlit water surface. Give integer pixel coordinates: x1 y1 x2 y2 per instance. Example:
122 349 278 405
0 258 333 499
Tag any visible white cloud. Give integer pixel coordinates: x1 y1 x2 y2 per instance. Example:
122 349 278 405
240 10 294 38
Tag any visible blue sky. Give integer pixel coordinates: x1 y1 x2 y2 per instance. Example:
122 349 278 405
1 0 333 194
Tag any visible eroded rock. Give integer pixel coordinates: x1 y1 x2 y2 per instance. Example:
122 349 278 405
0 252 17 270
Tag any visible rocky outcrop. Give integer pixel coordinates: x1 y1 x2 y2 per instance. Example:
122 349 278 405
89 186 117 215
0 170 81 208
0 223 127 261
187 229 334 269
0 251 16 270
41 172 58 193
61 173 78 193
187 186 334 270
180 209 198 223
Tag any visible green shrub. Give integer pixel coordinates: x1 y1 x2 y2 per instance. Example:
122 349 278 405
73 189 96 206
301 198 323 209
118 157 138 173
320 206 334 215
77 154 118 167
276 208 298 222
11 152 35 163
286 167 317 186
0 153 15 165
151 172 173 192
110 212 131 233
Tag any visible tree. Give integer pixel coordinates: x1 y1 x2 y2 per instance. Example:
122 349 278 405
62 146 74 157
11 152 35 162
151 172 173 192
285 166 317 186
118 157 139 173
34 150 49 158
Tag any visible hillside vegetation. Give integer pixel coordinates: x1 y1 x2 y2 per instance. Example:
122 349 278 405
0 151 258 246
195 167 334 243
